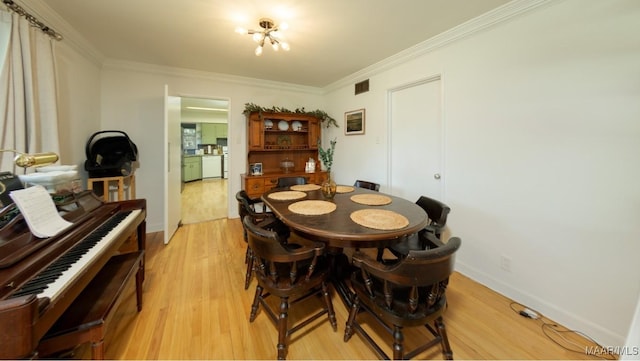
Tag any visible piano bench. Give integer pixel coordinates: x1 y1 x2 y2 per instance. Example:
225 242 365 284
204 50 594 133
36 251 144 360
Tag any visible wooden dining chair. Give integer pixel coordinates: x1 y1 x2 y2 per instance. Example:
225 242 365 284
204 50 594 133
415 195 450 239
236 190 269 224
243 216 337 360
236 190 288 289
354 179 380 192
344 236 462 360
382 195 451 260
276 176 307 188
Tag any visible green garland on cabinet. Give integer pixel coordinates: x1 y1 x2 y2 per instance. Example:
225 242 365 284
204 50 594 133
243 103 339 128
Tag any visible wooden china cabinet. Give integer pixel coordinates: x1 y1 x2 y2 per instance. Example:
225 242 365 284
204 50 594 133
241 111 328 199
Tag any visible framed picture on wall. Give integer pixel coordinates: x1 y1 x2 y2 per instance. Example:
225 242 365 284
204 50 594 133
250 163 263 176
345 109 365 135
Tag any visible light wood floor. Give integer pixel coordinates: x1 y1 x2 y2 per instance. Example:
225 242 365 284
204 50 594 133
181 178 228 224
80 218 610 360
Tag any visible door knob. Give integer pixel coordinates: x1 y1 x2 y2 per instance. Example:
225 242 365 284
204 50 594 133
434 173 441 180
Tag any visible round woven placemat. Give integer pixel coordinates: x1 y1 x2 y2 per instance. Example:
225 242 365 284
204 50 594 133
350 209 409 230
267 191 307 201
288 200 337 215
350 194 392 206
290 184 321 191
336 185 355 193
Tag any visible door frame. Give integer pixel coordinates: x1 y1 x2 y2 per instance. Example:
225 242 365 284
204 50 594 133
164 87 182 244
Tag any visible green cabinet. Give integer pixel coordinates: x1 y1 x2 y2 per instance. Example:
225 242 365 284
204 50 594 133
182 156 202 182
201 123 228 144
201 123 217 144
216 123 228 138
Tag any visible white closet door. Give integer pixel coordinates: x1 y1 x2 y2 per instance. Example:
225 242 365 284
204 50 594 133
389 77 443 202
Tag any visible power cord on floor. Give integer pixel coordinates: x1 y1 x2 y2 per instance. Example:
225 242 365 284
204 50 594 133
509 301 617 360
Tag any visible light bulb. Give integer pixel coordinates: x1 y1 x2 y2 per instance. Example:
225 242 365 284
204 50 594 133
279 22 289 31
281 42 290 51
255 45 263 56
252 33 263 42
272 42 279 51
271 30 281 39
235 27 247 34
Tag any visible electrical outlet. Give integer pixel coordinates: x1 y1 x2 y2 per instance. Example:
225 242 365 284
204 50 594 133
500 255 512 273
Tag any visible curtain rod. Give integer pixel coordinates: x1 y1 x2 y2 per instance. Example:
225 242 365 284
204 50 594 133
2 0 63 41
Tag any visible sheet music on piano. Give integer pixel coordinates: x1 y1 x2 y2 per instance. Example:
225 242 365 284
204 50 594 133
9 185 73 238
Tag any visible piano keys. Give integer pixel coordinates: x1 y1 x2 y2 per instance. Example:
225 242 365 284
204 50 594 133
0 190 146 359
10 209 141 300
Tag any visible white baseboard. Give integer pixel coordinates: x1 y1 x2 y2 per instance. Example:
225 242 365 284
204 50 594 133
455 261 625 347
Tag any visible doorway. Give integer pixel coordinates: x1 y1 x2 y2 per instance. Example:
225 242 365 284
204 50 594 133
179 96 230 224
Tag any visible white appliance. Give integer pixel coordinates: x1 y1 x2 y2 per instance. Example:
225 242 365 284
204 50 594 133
222 147 228 179
202 155 222 178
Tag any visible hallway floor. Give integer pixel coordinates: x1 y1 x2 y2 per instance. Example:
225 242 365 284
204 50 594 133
181 178 228 224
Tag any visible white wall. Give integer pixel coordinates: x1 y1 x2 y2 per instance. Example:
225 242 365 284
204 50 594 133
325 0 640 347
99 62 324 231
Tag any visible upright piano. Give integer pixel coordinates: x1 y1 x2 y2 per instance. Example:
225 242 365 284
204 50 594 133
0 190 146 359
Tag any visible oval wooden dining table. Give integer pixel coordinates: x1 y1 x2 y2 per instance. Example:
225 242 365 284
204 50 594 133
261 185 428 306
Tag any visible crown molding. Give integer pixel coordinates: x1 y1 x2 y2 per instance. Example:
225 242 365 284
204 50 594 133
102 59 324 95
321 0 552 93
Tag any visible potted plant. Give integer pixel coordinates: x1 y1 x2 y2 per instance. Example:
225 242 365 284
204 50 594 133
318 138 337 199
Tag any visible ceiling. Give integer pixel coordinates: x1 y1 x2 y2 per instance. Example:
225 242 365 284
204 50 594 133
40 0 511 88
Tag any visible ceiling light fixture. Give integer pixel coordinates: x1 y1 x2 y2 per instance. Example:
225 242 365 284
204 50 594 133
235 18 290 56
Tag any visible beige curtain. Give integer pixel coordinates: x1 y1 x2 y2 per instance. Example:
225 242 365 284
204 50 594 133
0 9 60 174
